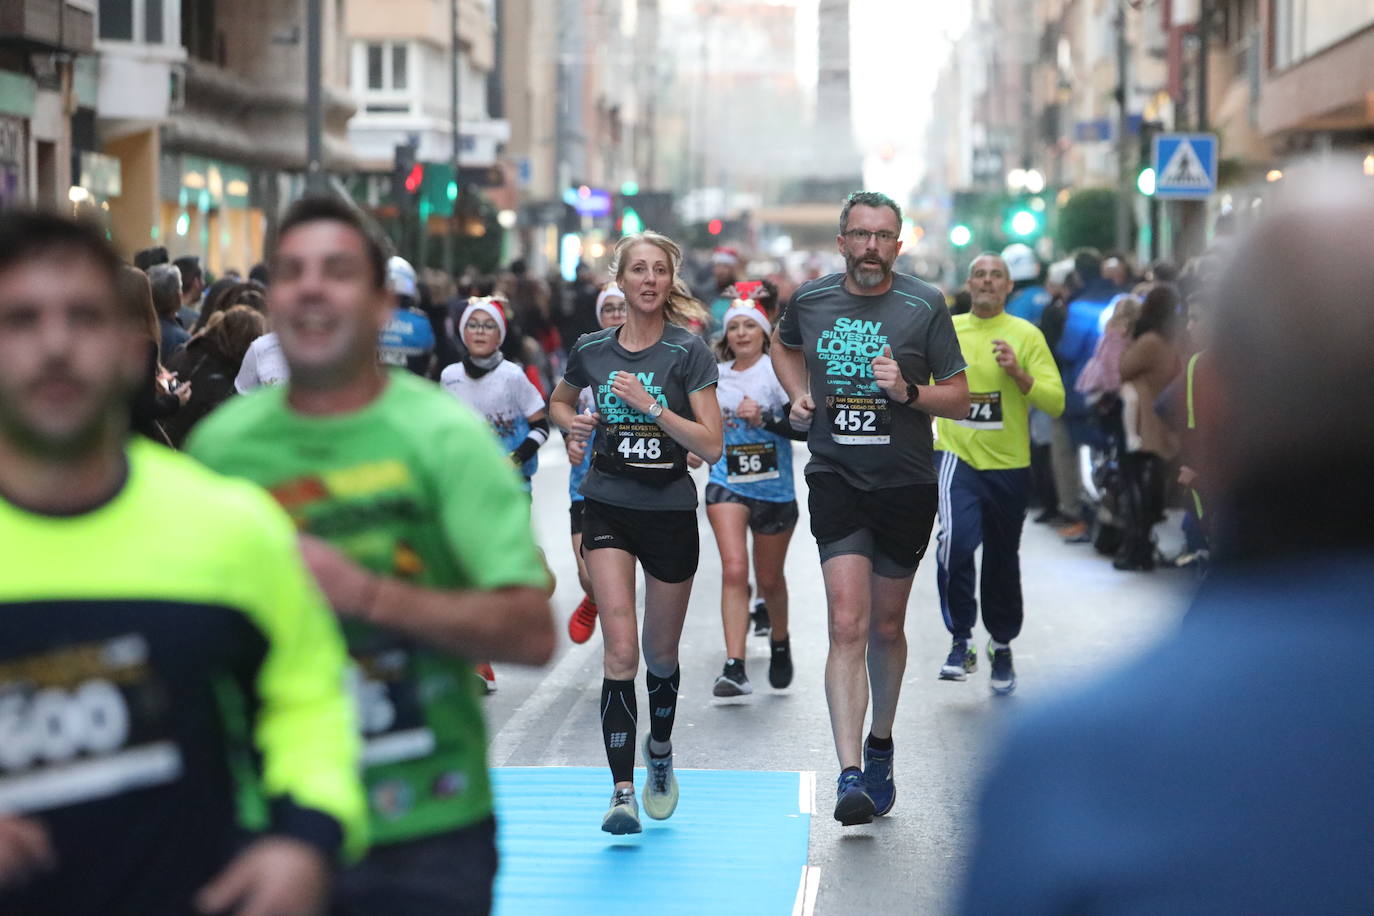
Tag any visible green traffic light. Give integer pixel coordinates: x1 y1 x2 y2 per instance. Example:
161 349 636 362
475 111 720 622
447 181 458 202
1009 210 1040 237
1137 167 1156 196
620 181 639 196
622 206 643 235
949 224 973 247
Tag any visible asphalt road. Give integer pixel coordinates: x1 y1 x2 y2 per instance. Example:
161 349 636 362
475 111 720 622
486 445 1192 915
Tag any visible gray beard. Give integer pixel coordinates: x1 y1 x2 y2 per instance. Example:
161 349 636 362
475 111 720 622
848 262 888 289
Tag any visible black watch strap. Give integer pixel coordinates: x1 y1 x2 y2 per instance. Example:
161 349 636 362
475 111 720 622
903 381 920 405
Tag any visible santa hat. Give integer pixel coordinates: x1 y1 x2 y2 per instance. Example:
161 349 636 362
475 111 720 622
460 297 508 344
711 246 740 266
596 284 625 327
721 298 771 336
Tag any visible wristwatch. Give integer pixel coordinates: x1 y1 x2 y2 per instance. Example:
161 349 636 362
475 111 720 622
902 380 920 405
647 402 665 419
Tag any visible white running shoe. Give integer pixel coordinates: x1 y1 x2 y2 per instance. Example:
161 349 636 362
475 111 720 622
601 786 642 834
641 734 680 820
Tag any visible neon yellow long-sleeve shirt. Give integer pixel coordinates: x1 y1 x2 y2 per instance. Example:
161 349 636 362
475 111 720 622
936 310 1064 470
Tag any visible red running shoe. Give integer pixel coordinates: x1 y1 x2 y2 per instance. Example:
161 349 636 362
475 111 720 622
475 662 496 694
567 596 598 644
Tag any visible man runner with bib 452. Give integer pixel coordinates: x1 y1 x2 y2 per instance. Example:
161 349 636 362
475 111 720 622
773 192 969 826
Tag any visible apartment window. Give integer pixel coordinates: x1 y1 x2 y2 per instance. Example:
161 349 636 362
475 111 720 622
364 42 409 91
367 44 384 90
145 0 162 43
99 0 134 41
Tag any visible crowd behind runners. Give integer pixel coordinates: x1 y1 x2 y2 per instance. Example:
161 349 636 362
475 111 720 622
1 186 1227 913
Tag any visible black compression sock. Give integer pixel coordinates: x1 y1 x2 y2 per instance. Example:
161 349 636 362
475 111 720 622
646 666 681 748
866 733 894 752
600 678 637 784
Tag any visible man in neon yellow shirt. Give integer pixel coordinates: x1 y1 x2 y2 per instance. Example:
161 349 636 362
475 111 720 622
935 253 1064 695
0 210 365 913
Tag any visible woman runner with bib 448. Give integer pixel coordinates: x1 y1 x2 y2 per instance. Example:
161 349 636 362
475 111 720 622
550 232 722 835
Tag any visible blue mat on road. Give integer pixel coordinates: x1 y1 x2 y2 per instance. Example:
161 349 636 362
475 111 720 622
492 767 812 916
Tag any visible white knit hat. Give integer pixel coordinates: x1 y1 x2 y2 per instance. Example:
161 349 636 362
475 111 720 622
459 297 508 344
596 285 625 328
721 298 771 336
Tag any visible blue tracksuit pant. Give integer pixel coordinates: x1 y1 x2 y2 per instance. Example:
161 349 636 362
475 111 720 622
936 451 1031 645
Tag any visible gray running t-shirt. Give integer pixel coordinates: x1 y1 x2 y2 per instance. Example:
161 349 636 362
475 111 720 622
562 322 718 510
778 272 966 489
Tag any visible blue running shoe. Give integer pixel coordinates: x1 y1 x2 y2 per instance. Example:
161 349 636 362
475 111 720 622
863 742 896 816
834 770 875 825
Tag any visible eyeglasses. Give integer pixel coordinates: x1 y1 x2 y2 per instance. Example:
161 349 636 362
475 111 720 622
843 229 899 244
465 321 500 333
600 303 628 315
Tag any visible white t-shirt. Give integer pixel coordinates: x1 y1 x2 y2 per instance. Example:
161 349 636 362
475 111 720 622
439 359 547 478
234 332 290 393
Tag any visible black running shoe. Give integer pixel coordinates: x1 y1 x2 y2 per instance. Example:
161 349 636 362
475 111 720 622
751 600 771 637
768 638 793 689
712 658 752 697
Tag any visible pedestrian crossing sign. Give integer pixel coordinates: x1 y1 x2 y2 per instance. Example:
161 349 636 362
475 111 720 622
1152 133 1218 199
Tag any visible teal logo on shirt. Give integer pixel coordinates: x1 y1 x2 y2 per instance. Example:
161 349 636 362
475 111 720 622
598 370 668 423
817 318 887 389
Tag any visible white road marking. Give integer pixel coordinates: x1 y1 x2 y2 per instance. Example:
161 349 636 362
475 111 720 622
792 865 821 916
488 637 598 766
799 770 816 814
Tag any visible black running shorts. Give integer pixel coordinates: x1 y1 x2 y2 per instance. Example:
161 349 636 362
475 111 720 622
806 472 938 578
704 483 799 536
332 819 497 916
570 500 585 536
580 498 700 584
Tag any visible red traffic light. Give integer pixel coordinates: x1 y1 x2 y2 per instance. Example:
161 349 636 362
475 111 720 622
707 219 723 236
404 163 425 194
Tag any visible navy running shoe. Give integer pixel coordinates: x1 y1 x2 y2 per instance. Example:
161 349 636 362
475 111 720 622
939 639 977 681
863 742 896 817
833 770 875 826
989 642 1017 696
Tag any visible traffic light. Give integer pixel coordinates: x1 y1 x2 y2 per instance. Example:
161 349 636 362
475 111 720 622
1002 197 1046 240
392 138 420 204
404 163 424 195
949 224 973 247
621 206 643 235
707 219 723 236
1137 167 1157 196
446 179 459 202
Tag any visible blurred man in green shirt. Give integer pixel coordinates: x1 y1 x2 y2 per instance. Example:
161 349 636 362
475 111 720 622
189 196 554 916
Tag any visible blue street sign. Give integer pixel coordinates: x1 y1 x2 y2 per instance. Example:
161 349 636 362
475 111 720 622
1152 133 1218 199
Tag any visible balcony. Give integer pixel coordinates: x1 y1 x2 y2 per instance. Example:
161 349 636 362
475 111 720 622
0 0 93 53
